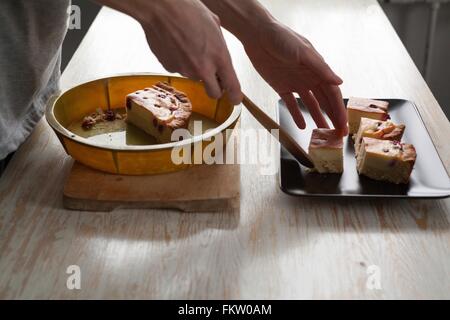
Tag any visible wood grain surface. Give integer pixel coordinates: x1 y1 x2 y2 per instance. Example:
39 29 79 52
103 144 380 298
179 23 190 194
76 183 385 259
63 159 240 212
0 0 449 299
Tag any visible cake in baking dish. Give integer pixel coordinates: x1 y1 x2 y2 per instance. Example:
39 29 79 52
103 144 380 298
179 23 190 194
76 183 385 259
126 82 192 143
356 137 416 184
354 117 405 153
308 129 344 173
347 97 390 134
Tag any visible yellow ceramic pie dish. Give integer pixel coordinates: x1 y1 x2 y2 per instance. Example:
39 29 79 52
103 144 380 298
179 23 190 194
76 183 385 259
46 73 241 175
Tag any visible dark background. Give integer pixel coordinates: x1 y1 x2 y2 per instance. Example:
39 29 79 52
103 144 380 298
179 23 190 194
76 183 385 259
63 0 450 119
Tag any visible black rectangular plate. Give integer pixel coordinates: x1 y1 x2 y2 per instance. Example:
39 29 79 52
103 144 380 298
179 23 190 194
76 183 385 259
278 98 450 198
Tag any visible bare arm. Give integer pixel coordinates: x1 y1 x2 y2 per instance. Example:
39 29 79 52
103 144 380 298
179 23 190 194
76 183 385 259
200 0 273 42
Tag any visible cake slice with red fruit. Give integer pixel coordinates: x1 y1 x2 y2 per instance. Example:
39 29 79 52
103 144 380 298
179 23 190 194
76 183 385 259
347 97 390 134
356 137 416 184
354 117 405 153
308 129 344 173
126 82 192 143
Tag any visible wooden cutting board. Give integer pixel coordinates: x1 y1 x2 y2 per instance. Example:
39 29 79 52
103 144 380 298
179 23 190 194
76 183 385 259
63 160 240 212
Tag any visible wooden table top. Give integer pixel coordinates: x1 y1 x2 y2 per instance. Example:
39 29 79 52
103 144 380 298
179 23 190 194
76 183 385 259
0 0 449 299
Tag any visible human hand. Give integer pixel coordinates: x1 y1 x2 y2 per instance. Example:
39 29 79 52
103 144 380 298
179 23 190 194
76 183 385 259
96 0 242 104
243 21 348 135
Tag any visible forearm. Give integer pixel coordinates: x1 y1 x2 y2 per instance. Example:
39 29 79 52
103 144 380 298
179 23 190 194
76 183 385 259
92 0 140 18
200 0 275 42
91 0 172 24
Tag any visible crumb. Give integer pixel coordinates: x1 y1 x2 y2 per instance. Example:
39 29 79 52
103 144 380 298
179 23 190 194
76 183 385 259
82 116 96 129
81 108 124 129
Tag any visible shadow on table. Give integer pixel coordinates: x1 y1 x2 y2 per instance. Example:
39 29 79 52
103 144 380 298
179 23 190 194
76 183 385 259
72 208 240 243
280 194 450 233
280 152 449 233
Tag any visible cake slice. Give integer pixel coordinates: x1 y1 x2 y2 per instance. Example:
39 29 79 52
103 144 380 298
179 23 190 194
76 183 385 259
347 97 390 134
126 82 192 143
356 137 416 184
354 117 405 153
308 129 344 173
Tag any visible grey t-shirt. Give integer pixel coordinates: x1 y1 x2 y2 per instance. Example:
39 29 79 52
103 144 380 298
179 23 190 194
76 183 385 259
0 0 70 160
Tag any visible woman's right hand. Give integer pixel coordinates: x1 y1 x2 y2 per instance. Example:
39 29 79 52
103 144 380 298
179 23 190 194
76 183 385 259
243 21 348 135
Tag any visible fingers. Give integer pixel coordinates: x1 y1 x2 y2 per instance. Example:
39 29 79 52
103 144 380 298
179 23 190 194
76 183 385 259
321 85 348 135
216 39 242 105
179 65 223 101
181 48 242 105
217 62 243 105
202 72 222 100
315 85 348 136
183 66 242 105
280 93 306 129
303 52 343 85
298 90 329 129
280 87 346 135
312 86 331 116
